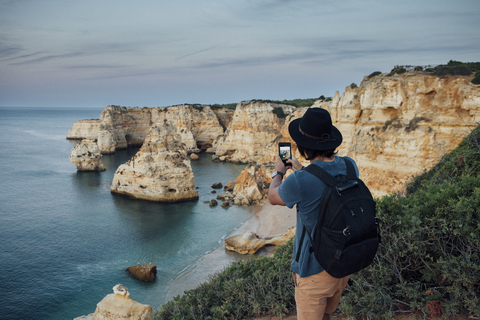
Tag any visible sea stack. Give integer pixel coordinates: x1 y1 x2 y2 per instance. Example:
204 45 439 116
110 119 199 202
69 139 106 172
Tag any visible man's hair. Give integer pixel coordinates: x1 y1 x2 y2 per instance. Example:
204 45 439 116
297 145 337 160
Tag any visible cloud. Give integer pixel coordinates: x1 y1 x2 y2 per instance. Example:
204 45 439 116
9 52 86 65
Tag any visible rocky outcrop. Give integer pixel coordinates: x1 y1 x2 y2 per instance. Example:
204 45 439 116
110 120 198 202
126 264 157 282
224 227 295 254
91 284 152 320
69 139 106 172
67 105 227 154
67 119 102 140
213 101 295 163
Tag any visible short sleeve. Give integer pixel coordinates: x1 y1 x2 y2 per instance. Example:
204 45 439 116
278 173 302 209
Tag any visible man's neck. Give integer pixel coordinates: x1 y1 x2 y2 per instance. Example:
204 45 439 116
311 155 336 163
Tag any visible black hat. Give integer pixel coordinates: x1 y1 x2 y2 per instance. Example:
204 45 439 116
288 108 342 151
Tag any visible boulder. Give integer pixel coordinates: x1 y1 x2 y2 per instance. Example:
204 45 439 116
211 182 223 189
221 201 231 208
224 181 235 191
224 227 296 255
92 284 152 320
190 153 199 160
209 199 218 207
126 264 156 282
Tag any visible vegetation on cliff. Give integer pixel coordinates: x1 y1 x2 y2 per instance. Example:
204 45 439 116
385 60 480 83
153 125 480 320
154 239 296 319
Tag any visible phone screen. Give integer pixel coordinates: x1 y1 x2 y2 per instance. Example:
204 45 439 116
279 142 292 166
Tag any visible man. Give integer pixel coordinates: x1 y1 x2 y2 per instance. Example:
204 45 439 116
268 108 358 320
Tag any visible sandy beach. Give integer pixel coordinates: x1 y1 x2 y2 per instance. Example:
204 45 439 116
164 200 297 302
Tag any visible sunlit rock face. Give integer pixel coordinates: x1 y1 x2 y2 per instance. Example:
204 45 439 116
233 72 480 200
67 105 226 154
110 120 198 202
69 139 106 172
214 101 295 164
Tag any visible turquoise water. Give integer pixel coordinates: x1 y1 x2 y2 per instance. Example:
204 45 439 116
0 107 253 320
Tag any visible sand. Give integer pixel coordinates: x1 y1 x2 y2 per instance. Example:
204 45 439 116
164 201 296 302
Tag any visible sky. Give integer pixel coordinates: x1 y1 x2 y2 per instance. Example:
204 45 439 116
0 0 479 108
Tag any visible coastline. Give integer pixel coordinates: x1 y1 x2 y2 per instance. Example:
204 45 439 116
164 200 296 302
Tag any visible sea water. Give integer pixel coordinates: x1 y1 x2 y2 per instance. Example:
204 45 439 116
0 107 253 320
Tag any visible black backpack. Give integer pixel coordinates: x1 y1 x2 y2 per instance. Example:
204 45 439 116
295 158 380 278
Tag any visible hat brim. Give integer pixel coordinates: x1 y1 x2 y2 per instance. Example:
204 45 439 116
288 118 343 151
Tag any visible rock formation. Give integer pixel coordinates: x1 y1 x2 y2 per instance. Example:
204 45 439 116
224 227 296 254
126 264 157 282
69 139 106 172
213 101 295 163
91 284 152 320
110 120 199 202
67 119 102 140
67 105 226 154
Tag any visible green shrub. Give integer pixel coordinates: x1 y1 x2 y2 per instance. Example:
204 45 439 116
272 107 287 119
472 72 480 85
429 61 480 78
339 125 480 319
391 67 407 74
154 239 295 320
210 103 237 110
368 71 382 79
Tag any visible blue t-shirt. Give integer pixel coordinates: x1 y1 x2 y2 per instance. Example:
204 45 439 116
278 156 359 277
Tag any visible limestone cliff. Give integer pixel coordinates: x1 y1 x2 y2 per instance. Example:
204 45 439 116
213 101 295 163
69 139 106 172
67 105 226 154
232 72 480 200
110 120 198 202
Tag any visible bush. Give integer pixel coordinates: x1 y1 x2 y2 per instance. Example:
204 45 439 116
392 67 407 74
339 126 480 319
429 61 480 78
272 107 287 119
368 71 382 79
472 72 480 85
154 239 296 320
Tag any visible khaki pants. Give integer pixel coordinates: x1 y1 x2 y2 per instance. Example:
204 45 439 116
293 271 349 320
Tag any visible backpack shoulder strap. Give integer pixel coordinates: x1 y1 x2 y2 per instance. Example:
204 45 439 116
304 163 338 186
343 157 357 180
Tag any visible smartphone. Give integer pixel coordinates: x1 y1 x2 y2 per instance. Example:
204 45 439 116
279 142 292 167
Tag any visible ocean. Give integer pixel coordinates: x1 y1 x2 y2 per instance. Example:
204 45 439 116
0 107 254 320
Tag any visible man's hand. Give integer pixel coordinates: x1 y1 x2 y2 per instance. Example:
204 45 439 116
286 156 303 171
